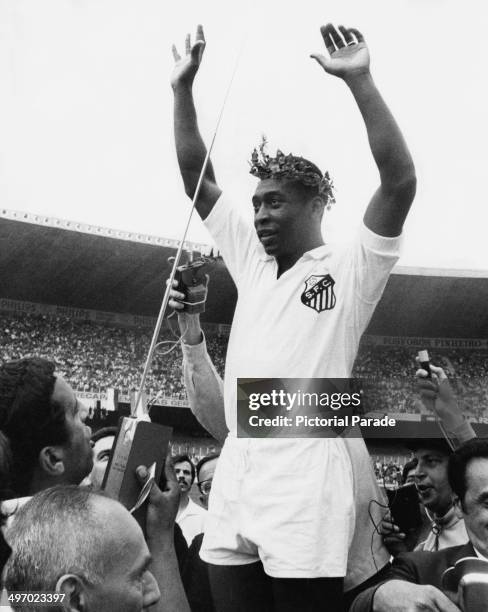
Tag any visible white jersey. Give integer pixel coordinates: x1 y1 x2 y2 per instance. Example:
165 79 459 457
204 192 402 433
199 193 401 578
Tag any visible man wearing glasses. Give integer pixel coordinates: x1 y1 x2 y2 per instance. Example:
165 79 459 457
196 453 220 510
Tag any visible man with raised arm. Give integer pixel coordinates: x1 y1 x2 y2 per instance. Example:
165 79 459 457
172 22 416 612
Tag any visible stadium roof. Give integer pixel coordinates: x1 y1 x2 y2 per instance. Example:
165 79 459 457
1 209 488 337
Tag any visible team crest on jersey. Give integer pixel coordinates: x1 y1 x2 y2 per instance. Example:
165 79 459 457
301 274 336 313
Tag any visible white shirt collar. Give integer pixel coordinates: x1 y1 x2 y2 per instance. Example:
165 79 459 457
473 546 488 562
257 242 331 262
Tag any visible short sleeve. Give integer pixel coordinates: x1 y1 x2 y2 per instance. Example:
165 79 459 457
350 223 403 304
203 192 259 285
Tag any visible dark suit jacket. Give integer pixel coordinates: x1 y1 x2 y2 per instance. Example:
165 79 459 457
182 532 215 612
349 542 476 611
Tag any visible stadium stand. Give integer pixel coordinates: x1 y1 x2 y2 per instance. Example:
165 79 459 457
1 308 487 422
1 210 487 442
0 310 226 398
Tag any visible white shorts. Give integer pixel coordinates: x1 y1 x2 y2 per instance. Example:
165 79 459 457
200 435 355 578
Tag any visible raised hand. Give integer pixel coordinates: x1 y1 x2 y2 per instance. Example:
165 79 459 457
171 24 206 90
311 23 370 81
166 277 206 346
136 456 180 544
415 363 462 432
167 278 186 313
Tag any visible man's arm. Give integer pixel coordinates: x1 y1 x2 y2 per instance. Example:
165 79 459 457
172 25 222 219
416 363 477 445
169 282 228 443
349 553 461 612
350 580 461 612
137 459 191 612
311 24 416 237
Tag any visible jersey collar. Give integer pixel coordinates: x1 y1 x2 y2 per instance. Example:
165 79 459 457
257 243 330 262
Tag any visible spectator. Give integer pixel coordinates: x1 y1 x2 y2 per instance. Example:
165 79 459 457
84 426 117 490
4 486 161 611
173 454 206 547
4 458 190 612
351 439 488 612
196 453 220 510
0 357 93 498
381 438 469 557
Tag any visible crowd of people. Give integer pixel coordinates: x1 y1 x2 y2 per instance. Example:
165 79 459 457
0 311 226 400
1 311 487 421
354 346 488 419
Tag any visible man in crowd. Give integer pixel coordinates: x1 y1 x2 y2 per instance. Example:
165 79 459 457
83 426 117 490
4 486 161 611
382 438 468 557
196 453 220 510
0 357 93 499
382 363 476 555
413 439 468 552
351 438 488 612
173 453 207 546
4 456 190 612
0 357 191 610
172 19 416 610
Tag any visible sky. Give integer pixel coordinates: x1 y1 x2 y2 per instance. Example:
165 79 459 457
0 0 487 270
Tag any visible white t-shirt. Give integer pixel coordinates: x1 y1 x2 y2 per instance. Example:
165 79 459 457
204 192 402 433
176 497 207 546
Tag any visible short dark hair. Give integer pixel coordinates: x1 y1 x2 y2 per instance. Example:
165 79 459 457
196 452 220 483
405 437 452 455
0 357 69 496
279 159 325 204
172 453 195 483
91 426 118 444
282 177 323 205
448 439 488 505
402 457 418 484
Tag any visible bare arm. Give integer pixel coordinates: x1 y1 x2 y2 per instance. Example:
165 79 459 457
172 26 222 219
311 24 416 237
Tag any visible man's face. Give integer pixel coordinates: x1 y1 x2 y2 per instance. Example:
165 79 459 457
174 460 193 494
51 376 93 484
414 448 453 515
88 435 115 490
85 499 160 612
197 457 218 509
459 457 488 558
252 178 316 258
